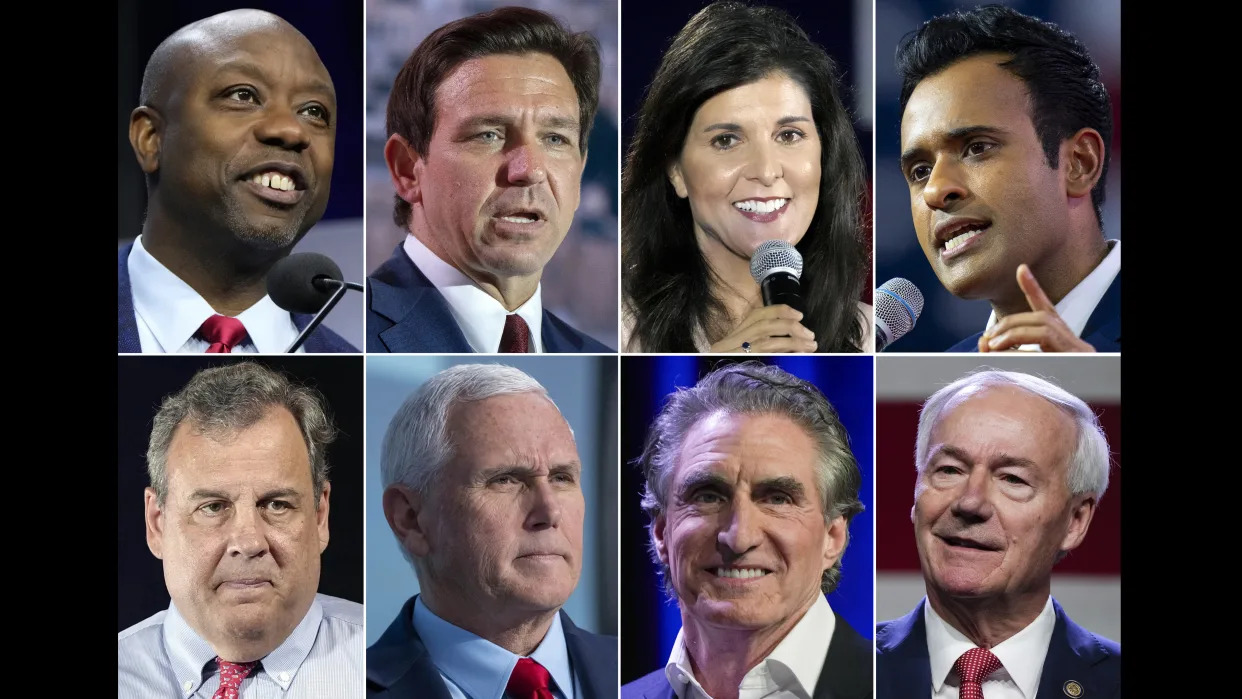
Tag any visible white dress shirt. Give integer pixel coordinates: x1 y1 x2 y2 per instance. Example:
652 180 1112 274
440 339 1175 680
925 596 1056 699
403 234 544 353
127 235 304 353
664 594 836 699
984 239 1121 351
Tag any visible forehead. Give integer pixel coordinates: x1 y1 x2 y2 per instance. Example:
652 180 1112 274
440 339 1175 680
447 393 577 465
177 26 333 98
433 52 578 124
691 72 814 127
675 411 819 485
165 406 312 492
930 385 1076 469
900 53 1034 148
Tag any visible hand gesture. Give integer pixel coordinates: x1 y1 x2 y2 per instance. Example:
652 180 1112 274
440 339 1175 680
709 304 818 353
980 264 1095 353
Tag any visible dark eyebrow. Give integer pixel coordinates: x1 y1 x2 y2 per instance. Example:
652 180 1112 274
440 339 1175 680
186 487 303 502
901 125 1009 168
187 488 231 502
212 60 336 103
459 114 579 131
702 115 812 134
258 488 302 502
752 476 807 500
676 471 731 497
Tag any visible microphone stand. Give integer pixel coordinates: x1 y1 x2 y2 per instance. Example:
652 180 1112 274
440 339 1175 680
284 279 364 353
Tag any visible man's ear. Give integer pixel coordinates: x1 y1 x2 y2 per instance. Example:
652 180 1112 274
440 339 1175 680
144 487 165 559
382 483 432 558
651 514 669 564
1063 127 1105 200
667 161 688 199
130 106 164 175
385 133 424 208
316 481 331 554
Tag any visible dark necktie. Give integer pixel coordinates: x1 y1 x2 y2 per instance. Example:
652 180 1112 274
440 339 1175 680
506 657 554 699
499 313 531 353
954 647 1003 699
212 658 257 699
199 314 248 353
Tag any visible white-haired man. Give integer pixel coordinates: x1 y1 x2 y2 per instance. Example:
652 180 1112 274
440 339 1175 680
876 370 1120 697
367 363 617 698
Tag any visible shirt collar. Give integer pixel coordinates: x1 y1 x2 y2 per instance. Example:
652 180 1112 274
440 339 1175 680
924 596 1055 699
129 235 299 353
665 595 836 699
412 596 574 699
403 234 543 353
162 595 324 696
985 239 1121 343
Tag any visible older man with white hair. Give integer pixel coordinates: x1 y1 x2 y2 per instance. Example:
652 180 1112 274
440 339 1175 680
876 369 1120 698
367 363 617 698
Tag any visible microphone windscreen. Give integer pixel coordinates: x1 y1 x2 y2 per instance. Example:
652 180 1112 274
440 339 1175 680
875 277 925 344
267 252 344 315
749 240 804 283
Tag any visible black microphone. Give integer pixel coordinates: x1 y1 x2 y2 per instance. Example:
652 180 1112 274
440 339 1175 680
875 278 924 351
267 252 363 353
749 240 804 313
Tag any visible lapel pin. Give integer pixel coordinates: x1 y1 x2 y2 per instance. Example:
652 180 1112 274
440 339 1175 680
1063 680 1083 697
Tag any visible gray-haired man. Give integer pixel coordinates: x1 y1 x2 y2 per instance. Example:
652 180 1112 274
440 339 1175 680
118 361 363 697
369 363 617 697
622 361 872 699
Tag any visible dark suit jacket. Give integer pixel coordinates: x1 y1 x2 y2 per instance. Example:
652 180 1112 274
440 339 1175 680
367 596 618 698
876 598 1120 698
117 242 358 353
621 612 872 699
366 244 612 353
947 272 1121 352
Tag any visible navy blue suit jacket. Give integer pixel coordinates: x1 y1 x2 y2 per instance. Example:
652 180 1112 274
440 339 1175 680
366 244 612 353
117 242 358 353
875 599 1120 698
947 272 1121 352
366 596 619 698
621 612 872 699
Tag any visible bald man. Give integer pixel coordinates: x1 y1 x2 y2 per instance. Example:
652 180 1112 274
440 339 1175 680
120 9 358 353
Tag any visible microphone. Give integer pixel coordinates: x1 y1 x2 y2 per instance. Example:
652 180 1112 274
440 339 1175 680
875 278 924 351
267 252 363 353
749 240 804 313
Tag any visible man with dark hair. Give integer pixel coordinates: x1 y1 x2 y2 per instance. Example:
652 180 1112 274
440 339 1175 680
622 362 872 699
896 4 1119 352
366 6 612 353
121 9 357 353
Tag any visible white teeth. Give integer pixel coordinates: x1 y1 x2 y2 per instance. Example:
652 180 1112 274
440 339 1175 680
714 567 770 579
733 198 788 214
944 228 983 251
252 172 297 192
500 214 537 223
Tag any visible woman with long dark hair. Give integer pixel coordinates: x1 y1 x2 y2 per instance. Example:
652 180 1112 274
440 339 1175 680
622 1 872 353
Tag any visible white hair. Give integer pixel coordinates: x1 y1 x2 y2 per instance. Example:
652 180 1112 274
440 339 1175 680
380 364 556 495
915 369 1111 501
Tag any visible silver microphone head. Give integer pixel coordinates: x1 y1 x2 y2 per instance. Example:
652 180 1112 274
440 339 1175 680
875 278 924 350
749 240 804 283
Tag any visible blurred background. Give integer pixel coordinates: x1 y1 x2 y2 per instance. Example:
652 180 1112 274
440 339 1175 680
622 0 875 306
364 355 618 644
874 0 1121 351
875 355 1121 641
620 355 874 683
117 0 365 346
117 356 365 631
366 0 619 350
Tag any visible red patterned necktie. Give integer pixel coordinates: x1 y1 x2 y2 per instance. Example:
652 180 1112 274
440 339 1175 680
954 647 1003 699
499 314 531 353
199 314 249 353
212 658 257 699
506 657 554 699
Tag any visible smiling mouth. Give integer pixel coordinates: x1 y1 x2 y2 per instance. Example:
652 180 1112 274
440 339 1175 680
939 535 998 551
709 566 772 580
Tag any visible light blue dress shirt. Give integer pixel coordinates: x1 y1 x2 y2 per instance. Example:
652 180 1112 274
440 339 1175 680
118 593 364 698
412 596 579 699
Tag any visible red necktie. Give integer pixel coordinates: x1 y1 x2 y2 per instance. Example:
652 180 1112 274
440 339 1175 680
954 647 1003 699
212 658 257 699
499 314 531 353
506 657 554 699
199 314 249 353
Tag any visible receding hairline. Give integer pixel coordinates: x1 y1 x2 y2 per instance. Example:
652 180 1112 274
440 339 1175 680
139 9 327 109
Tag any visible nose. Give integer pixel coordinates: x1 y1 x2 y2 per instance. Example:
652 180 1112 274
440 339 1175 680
921 157 969 210
504 142 548 186
226 506 269 559
949 468 994 522
743 141 782 187
717 498 762 557
254 106 311 153
525 478 563 530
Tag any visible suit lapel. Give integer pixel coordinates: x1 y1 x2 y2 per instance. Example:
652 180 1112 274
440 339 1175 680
369 246 472 352
367 597 454 699
562 612 609 699
813 613 874 699
1081 272 1121 351
876 601 932 698
542 310 580 353
1036 600 1113 699
117 242 142 353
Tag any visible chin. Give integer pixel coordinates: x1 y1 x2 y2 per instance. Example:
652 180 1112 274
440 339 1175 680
690 599 782 629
